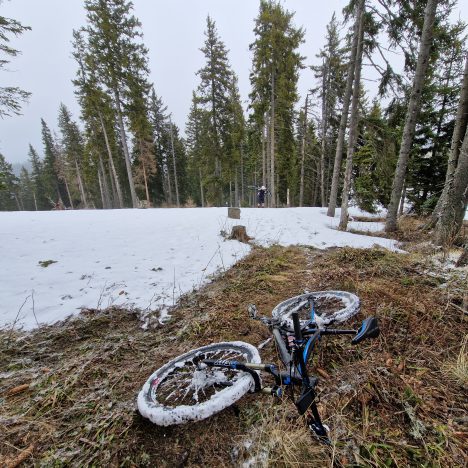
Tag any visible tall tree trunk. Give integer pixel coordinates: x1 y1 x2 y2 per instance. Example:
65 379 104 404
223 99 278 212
399 180 406 216
299 94 309 207
312 160 320 206
320 58 329 208
270 69 276 207
434 126 468 244
64 177 74 209
327 0 364 217
266 115 271 207
113 88 139 208
262 121 266 187
98 155 112 209
108 162 118 207
33 192 38 211
142 157 150 206
98 112 123 208
199 167 205 207
431 53 468 225
166 160 173 205
339 6 365 231
240 147 245 205
385 0 438 232
97 166 106 209
169 119 180 207
13 194 21 211
235 173 239 207
75 160 88 208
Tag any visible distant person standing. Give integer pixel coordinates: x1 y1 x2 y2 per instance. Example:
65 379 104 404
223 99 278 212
257 186 267 208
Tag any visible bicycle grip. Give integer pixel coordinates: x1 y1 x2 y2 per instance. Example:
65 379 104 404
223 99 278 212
291 311 302 341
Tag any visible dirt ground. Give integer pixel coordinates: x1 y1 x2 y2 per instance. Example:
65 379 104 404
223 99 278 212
1 245 466 467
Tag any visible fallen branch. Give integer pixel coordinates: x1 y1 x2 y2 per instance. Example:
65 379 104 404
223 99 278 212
5 383 30 397
6 444 35 468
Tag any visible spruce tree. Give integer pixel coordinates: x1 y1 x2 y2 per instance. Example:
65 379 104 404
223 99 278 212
84 0 152 208
17 166 35 211
0 9 31 117
58 103 89 208
193 15 240 205
72 28 123 208
149 89 171 205
327 2 363 215
249 1 304 206
353 102 398 212
28 144 46 210
41 119 66 207
0 154 20 210
385 0 439 232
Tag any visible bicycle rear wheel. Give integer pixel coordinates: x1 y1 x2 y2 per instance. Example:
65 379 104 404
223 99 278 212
137 341 261 426
272 291 360 330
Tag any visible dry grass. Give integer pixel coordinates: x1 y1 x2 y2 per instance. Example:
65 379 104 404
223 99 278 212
1 245 467 467
347 215 431 244
443 335 468 387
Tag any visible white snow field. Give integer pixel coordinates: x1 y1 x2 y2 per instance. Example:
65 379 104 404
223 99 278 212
0 207 398 330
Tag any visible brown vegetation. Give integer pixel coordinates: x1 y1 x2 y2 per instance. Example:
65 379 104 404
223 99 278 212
1 245 466 466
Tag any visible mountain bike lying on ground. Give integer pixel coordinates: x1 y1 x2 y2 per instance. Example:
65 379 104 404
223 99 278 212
137 291 380 442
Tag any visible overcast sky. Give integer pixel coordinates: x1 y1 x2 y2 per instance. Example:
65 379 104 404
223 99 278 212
1 0 466 164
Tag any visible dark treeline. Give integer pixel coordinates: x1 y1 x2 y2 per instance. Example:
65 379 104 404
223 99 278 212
0 0 467 245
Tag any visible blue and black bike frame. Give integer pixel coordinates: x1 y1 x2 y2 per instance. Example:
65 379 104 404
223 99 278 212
203 307 380 441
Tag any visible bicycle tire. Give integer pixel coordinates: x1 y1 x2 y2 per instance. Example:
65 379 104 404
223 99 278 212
137 341 261 426
272 291 360 330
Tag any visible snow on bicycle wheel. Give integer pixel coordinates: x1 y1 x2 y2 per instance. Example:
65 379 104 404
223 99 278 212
272 291 360 329
137 342 261 426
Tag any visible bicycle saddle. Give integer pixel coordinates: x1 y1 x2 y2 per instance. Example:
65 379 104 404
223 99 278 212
351 317 380 345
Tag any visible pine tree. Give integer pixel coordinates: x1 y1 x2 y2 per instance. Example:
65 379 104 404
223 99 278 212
411 20 467 214
339 2 365 231
41 119 66 207
327 2 364 216
385 0 439 232
433 53 468 245
84 0 152 208
192 15 240 205
186 93 210 206
249 0 304 206
17 166 35 211
148 89 171 205
126 69 155 206
0 9 31 117
58 103 89 208
353 102 398 212
28 144 46 209
0 153 20 210
72 28 122 208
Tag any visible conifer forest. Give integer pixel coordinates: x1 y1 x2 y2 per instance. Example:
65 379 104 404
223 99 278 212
1 0 466 245
0 0 468 241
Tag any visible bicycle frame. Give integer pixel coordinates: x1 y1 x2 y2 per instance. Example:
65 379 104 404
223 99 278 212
203 309 377 441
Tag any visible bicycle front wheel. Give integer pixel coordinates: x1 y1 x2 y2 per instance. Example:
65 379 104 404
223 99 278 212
137 341 261 426
272 291 360 330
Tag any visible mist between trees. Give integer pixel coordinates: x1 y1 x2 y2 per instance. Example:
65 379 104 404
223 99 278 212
0 0 467 245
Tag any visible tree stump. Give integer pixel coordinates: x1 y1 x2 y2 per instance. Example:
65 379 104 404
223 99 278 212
228 207 241 219
229 225 251 243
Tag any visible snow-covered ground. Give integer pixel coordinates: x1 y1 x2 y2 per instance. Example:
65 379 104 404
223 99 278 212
0 207 397 330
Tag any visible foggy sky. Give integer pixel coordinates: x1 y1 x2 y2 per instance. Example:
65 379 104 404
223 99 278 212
1 0 466 165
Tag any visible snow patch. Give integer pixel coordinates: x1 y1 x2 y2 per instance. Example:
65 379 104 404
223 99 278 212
0 207 398 329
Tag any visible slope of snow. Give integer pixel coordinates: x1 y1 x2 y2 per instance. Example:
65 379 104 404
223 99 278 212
0 207 398 330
